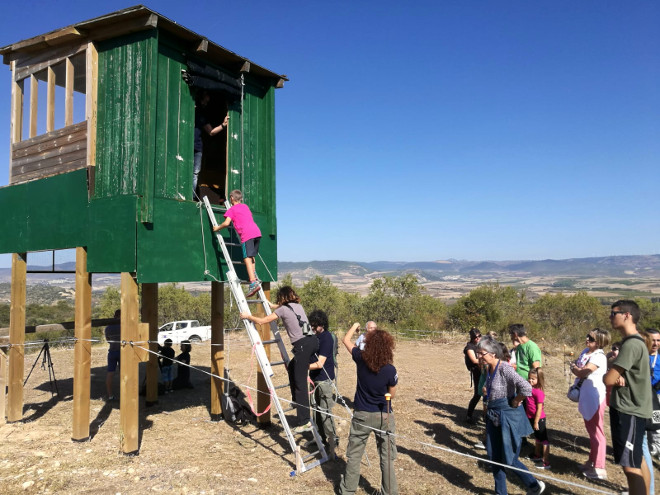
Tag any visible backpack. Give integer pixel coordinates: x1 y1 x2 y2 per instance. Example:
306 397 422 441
284 304 314 336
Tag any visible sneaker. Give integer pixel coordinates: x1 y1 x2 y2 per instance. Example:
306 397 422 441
527 480 546 495
292 421 312 434
529 455 543 463
583 467 608 480
474 441 486 450
246 280 261 297
534 462 551 470
579 460 593 472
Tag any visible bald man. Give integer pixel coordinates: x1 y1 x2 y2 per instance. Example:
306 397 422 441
355 321 377 350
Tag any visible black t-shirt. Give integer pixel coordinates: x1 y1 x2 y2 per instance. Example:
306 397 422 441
352 347 398 412
464 342 479 370
159 346 175 367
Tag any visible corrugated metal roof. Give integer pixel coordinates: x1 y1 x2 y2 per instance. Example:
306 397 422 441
0 4 287 86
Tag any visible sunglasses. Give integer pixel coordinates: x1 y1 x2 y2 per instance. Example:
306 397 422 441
610 310 626 318
586 334 596 343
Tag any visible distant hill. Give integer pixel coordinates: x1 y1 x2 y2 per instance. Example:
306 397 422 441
1 255 659 303
280 254 660 279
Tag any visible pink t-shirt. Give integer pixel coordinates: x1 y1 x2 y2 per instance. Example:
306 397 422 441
224 203 261 243
524 388 546 419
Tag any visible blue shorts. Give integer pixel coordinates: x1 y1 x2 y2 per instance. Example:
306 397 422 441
107 350 120 372
161 365 173 382
242 237 261 258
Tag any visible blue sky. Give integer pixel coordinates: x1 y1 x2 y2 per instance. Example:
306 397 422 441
0 1 658 268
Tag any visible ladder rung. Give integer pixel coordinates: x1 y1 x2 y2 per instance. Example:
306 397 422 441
225 242 241 246
246 300 264 304
271 360 287 366
303 451 320 460
274 383 289 390
232 260 244 265
262 339 278 344
281 407 296 414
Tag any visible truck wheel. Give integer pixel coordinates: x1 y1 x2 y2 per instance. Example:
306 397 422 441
189 335 202 343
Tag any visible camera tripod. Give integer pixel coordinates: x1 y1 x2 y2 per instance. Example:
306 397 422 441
24 339 59 397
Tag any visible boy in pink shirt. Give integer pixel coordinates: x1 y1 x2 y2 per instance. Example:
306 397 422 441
213 189 262 296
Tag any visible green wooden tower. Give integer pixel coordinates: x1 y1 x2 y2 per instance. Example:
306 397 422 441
0 6 286 452
0 5 284 284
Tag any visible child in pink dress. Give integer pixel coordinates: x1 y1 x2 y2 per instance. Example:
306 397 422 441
213 189 262 296
524 367 551 469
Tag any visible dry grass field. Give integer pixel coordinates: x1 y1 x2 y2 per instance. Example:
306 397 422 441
1 333 657 494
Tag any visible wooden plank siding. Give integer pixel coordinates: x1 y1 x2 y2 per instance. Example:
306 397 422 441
154 42 194 201
10 121 87 184
95 31 157 206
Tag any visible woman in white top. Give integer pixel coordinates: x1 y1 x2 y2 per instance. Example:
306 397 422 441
570 328 610 480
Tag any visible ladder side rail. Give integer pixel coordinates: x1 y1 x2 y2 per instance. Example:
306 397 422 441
203 196 235 272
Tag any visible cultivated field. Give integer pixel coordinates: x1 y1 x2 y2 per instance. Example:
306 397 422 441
1 334 657 494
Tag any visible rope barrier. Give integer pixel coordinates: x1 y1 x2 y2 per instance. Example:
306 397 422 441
130 344 614 494
7 336 616 493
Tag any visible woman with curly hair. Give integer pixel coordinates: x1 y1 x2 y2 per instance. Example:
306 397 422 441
240 286 318 432
339 323 398 495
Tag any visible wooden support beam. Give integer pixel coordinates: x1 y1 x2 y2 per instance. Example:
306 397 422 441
7 253 26 423
29 75 38 138
142 283 159 406
65 57 74 127
9 62 23 183
196 39 208 53
210 281 224 419
256 282 271 425
0 349 6 424
72 247 92 441
46 66 55 133
119 273 139 455
86 42 98 168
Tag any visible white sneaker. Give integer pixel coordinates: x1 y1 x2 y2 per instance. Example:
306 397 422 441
583 467 608 480
527 480 545 495
474 441 486 450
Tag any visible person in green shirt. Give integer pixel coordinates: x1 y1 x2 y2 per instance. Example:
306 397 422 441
604 300 652 495
508 324 542 380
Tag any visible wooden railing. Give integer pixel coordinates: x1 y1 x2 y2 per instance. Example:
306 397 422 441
10 121 87 184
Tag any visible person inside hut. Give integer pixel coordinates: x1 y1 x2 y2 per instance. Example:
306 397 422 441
193 90 229 196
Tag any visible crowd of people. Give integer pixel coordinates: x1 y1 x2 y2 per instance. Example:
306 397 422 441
463 299 658 495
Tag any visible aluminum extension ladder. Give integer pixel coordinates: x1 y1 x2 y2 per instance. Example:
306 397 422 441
202 196 329 474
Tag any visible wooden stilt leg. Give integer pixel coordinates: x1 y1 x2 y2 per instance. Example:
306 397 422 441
210 281 224 420
7 253 26 423
142 283 158 406
72 247 92 441
119 273 139 454
257 282 271 425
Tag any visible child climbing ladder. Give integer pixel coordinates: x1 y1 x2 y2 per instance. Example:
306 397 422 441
213 189 262 296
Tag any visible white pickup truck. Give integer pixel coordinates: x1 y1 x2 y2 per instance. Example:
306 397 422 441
157 320 212 345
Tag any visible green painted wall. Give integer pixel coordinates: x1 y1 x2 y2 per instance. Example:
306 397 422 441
0 29 278 284
154 42 195 201
0 169 89 253
95 30 158 223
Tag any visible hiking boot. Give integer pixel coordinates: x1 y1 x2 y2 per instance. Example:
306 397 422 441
292 421 312 434
246 280 261 297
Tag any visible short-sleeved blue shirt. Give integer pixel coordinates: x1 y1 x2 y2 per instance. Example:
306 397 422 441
352 347 398 412
310 330 335 382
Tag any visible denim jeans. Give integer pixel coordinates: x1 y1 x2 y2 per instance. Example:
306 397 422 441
193 150 202 193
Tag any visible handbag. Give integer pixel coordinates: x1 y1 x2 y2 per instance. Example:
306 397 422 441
567 379 584 402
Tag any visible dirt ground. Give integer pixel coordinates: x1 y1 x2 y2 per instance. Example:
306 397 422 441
1 333 658 494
